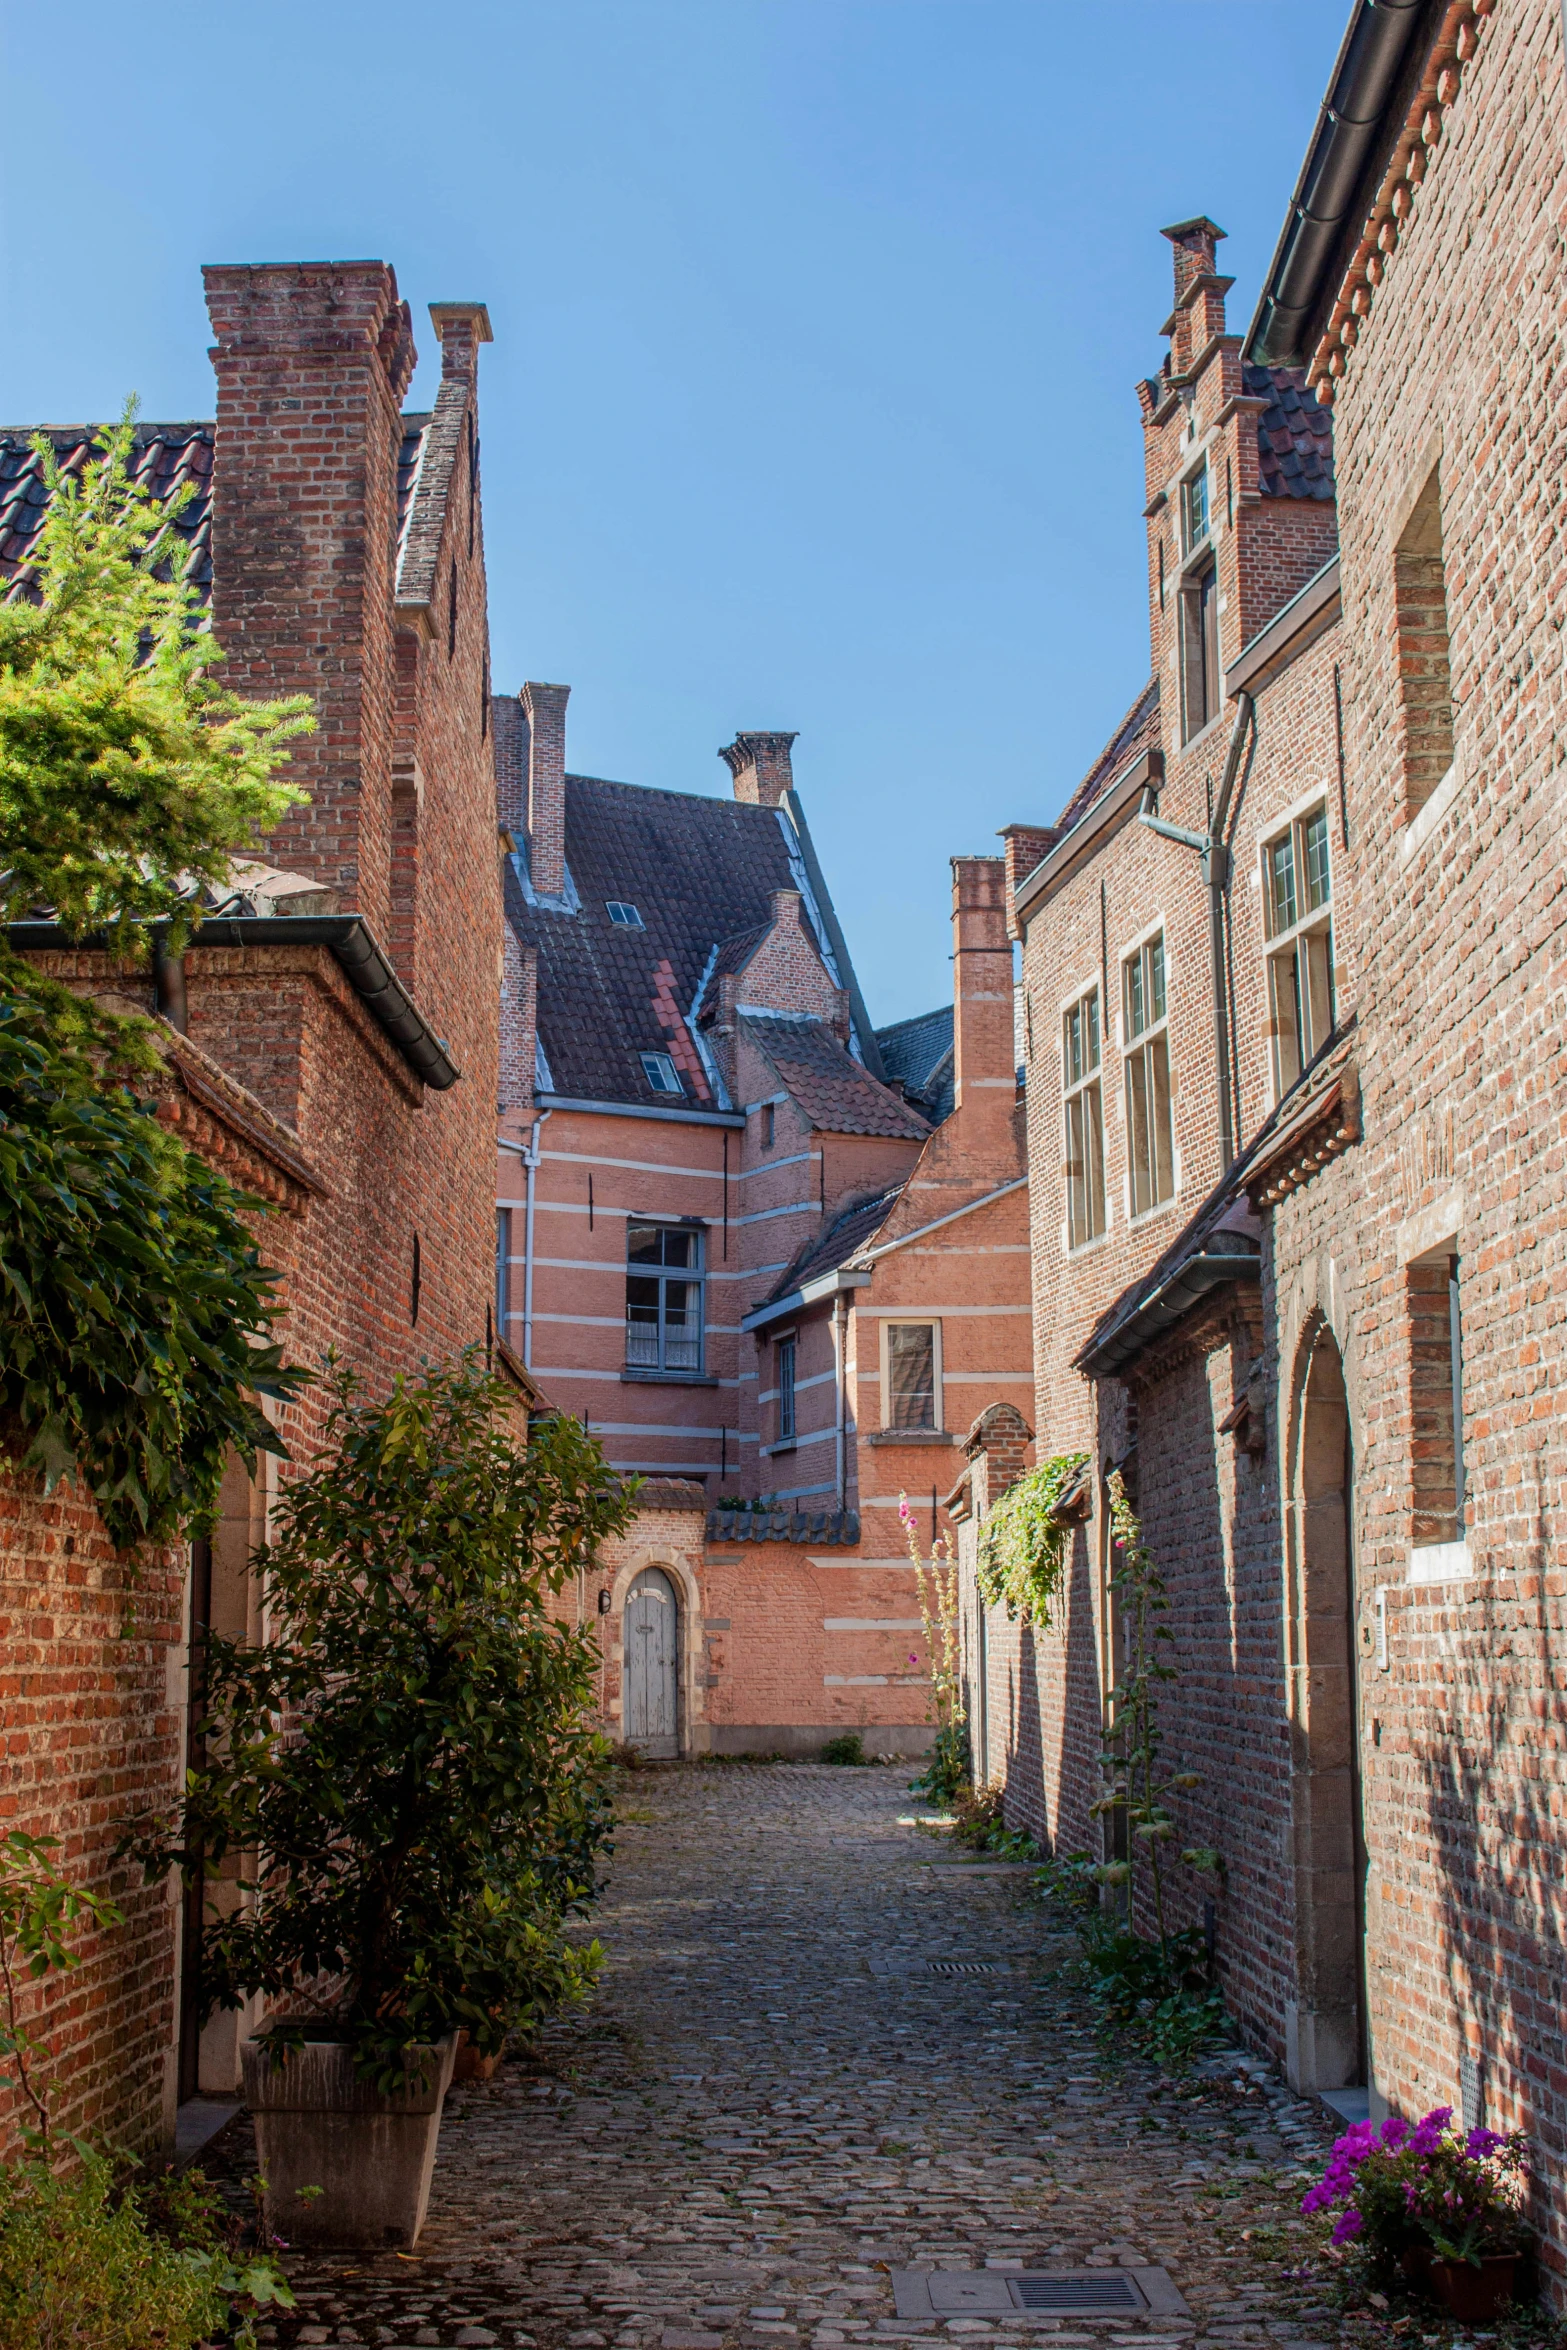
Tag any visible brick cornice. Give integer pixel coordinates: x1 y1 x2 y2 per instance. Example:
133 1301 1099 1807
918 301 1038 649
1310 0 1493 405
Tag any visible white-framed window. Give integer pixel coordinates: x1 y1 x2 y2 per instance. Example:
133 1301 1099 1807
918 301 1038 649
1123 931 1174 1218
640 1051 682 1096
1263 802 1334 1096
1182 461 1210 553
882 1320 942 1433
626 1222 704 1374
1062 985 1106 1250
606 900 644 927
775 1332 796 1443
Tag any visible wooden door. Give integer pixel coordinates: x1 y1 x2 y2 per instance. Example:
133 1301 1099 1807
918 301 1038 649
624 1569 679 1757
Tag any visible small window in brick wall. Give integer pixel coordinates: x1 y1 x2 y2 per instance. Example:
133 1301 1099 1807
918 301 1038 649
1179 561 1220 740
1408 1250 1466 1548
1123 934 1174 1218
884 1321 940 1432
1062 986 1106 1249
410 1231 422 1328
776 1333 796 1443
1263 804 1334 1097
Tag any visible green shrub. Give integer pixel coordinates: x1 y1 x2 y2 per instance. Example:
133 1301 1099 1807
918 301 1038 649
124 1356 637 2087
820 1734 866 1767
1030 1846 1101 1916
1076 1920 1226 2072
908 1722 969 1804
0 2155 221 2349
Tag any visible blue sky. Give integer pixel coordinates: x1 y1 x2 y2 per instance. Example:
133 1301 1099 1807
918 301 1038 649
1 1 1339 1026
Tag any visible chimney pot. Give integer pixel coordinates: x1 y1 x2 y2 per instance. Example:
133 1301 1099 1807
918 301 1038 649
720 730 798 808
428 301 493 383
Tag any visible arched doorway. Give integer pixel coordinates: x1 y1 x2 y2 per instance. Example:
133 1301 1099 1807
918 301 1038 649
624 1568 680 1758
1287 1328 1368 2091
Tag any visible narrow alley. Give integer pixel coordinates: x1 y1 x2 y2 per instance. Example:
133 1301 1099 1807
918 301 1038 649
254 1768 1345 2350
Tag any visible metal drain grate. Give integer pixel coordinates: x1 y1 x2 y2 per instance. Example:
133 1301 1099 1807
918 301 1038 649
892 2268 1189 2322
1011 2275 1141 2311
867 1954 1010 1978
925 1959 1003 1977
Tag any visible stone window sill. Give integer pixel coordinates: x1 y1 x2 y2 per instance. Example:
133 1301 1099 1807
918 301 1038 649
865 1428 955 1447
620 1368 719 1387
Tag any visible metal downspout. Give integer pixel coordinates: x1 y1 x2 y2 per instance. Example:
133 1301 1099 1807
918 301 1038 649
833 1293 849 1514
521 1110 551 1369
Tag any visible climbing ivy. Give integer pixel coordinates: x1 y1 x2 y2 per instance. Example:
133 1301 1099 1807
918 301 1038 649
975 1451 1090 1625
0 971 302 1552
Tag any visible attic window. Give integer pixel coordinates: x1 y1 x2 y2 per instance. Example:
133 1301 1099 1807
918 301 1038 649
606 901 644 928
640 1052 683 1096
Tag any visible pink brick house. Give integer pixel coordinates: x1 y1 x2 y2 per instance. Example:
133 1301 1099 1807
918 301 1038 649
496 706 1032 1754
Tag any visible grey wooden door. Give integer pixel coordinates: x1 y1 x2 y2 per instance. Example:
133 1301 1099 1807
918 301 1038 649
624 1569 679 1757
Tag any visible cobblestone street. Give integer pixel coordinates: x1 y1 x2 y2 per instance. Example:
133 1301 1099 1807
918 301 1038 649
249 1766 1346 2350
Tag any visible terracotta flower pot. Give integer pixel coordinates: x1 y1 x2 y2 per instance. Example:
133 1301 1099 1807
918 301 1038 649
1427 2253 1517 2322
241 2031 458 2250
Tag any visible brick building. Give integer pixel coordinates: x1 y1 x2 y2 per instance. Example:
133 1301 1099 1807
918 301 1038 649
979 0 1567 2282
0 259 512 2153
496 707 1032 1754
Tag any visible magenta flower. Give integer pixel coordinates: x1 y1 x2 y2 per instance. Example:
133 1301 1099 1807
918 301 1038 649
1330 2210 1363 2245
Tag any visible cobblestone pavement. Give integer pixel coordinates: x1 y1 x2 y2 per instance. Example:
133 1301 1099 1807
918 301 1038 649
242 1764 1348 2350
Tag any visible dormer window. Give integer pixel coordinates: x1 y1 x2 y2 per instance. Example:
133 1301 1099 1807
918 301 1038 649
640 1052 683 1096
1182 463 1210 552
606 901 644 928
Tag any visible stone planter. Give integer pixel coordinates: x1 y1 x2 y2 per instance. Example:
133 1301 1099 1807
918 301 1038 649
241 2032 458 2250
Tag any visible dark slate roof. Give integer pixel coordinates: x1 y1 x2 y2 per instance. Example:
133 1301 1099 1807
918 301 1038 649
741 1014 929 1141
1055 676 1161 834
0 417 431 607
1 424 214 604
1244 363 1334 502
513 776 802 1107
876 1004 955 1125
763 1184 902 1304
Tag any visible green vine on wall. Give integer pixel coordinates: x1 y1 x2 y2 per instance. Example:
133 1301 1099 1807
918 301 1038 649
0 975 304 1552
976 1451 1089 1624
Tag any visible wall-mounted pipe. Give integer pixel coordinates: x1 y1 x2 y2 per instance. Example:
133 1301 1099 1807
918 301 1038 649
1138 690 1255 1173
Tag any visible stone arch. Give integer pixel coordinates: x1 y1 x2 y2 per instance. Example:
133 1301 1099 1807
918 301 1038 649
1282 1314 1367 2092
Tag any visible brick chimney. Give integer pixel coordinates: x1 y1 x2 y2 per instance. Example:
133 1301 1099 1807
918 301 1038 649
427 299 492 385
719 731 798 808
521 681 570 896
204 260 417 939
951 856 1017 1149
1161 215 1231 376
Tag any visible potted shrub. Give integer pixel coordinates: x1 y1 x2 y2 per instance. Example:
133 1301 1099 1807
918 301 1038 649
1302 2106 1531 2319
128 1355 634 2249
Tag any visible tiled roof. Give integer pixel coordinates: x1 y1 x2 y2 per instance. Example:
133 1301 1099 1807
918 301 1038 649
763 1184 902 1304
1055 677 1161 834
0 417 431 608
513 777 803 1108
876 1004 955 1124
741 1013 930 1142
706 1501 860 1547
1244 363 1334 502
1 424 213 604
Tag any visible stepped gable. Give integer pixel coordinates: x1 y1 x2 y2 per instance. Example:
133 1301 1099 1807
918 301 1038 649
740 1012 929 1142
508 776 801 1106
